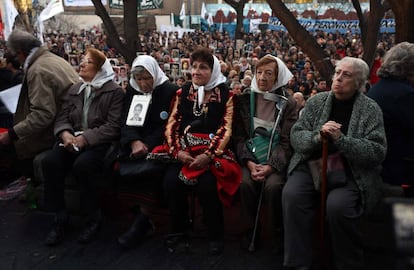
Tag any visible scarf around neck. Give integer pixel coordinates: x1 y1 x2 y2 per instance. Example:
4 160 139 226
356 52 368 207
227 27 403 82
193 55 227 106
77 58 115 96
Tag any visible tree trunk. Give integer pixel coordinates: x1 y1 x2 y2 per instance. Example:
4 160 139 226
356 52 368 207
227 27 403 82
235 4 244 40
91 0 128 63
354 0 384 70
224 0 247 40
268 0 334 81
123 0 138 65
388 0 414 43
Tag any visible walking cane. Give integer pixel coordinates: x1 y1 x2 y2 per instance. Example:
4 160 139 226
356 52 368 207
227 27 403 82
248 180 265 252
320 132 329 262
248 94 288 252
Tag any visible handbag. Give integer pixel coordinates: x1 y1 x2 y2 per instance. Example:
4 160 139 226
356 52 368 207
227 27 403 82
118 156 166 178
245 91 286 164
307 151 348 191
246 132 280 164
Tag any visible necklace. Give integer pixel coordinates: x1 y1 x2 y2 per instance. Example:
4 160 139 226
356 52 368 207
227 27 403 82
193 101 206 117
192 85 212 117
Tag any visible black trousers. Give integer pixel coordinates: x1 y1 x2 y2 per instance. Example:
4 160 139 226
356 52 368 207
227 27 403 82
42 143 110 216
163 163 224 241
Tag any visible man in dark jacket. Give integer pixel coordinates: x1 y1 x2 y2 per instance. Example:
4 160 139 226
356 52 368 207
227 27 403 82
368 42 414 193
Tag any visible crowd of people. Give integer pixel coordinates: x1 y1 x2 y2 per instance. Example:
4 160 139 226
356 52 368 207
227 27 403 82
0 25 413 270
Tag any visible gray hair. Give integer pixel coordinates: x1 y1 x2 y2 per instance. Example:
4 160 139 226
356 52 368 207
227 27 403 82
335 56 369 92
377 42 414 80
230 81 241 89
6 30 42 55
131 66 149 78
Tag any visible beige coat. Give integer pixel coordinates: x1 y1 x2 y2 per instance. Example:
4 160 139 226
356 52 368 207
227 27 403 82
13 48 79 159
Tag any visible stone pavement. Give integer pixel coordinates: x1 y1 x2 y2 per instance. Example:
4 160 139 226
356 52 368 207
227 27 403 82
0 196 396 270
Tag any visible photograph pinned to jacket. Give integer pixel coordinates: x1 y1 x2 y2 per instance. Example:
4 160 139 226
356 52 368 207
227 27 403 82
126 94 151 127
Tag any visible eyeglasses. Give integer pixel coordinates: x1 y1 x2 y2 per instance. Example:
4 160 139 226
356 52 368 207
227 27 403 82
80 58 94 65
334 70 353 79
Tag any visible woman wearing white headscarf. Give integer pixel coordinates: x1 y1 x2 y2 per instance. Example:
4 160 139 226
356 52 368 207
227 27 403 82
42 48 124 246
117 55 178 249
161 48 241 256
233 54 297 253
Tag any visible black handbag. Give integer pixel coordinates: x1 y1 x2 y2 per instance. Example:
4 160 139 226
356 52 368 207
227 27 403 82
307 152 348 191
118 156 166 178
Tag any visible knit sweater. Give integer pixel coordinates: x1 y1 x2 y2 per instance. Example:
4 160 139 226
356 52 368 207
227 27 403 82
288 91 387 213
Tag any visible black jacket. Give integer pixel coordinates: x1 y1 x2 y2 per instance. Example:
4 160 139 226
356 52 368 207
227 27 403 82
119 81 179 155
368 78 414 185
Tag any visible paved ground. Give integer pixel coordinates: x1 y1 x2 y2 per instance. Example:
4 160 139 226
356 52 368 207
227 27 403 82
0 195 397 270
0 198 283 270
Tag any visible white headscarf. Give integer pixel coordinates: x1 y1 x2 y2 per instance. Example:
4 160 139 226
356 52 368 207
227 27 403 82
77 58 115 129
251 55 293 94
129 55 169 94
193 55 227 107
77 58 115 95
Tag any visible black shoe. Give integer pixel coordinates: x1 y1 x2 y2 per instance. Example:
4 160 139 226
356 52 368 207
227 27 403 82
45 223 65 246
165 233 190 253
241 227 260 252
118 214 155 249
78 219 102 244
208 240 224 255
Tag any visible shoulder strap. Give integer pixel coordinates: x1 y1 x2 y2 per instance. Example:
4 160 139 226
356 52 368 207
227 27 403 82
249 90 255 137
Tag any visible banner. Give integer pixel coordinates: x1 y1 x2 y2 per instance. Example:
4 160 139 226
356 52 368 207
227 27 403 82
110 0 163 10
268 17 395 34
139 0 163 10
64 0 107 7
160 25 194 39
39 0 64 21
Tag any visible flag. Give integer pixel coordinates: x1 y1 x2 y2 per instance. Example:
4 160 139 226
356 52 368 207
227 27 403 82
219 20 223 33
0 10 3 36
179 3 185 21
174 14 183 27
171 13 183 28
207 13 214 26
2 0 19 40
39 0 64 22
200 2 207 19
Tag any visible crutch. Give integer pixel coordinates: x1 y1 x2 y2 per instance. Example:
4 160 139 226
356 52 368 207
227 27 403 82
248 94 288 252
